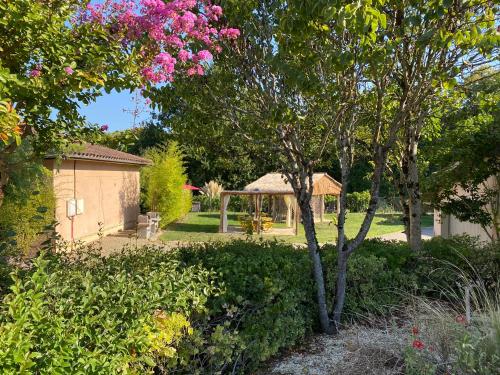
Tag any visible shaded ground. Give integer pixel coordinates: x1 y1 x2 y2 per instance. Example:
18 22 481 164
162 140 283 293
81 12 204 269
160 212 433 244
262 324 407 375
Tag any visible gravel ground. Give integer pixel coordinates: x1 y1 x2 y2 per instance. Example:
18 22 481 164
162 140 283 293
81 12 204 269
266 324 407 375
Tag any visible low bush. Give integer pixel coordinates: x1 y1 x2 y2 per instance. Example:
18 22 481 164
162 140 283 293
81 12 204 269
0 236 497 373
176 240 316 371
346 190 371 212
0 168 55 256
0 246 216 374
323 240 417 320
193 194 221 212
417 235 500 295
0 241 316 374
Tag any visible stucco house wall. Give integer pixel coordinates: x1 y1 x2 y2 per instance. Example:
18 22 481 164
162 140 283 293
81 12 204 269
44 144 150 242
434 176 498 242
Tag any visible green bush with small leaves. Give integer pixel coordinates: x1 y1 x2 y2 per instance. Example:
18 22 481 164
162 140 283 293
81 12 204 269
346 190 371 212
323 240 417 319
0 167 55 256
0 246 218 374
0 236 497 374
176 240 316 372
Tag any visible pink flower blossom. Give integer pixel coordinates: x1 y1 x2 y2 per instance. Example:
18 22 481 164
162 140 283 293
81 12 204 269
197 50 213 61
64 66 74 75
211 5 223 17
178 49 191 62
219 28 240 39
145 98 152 105
29 69 42 78
100 124 109 132
187 67 197 76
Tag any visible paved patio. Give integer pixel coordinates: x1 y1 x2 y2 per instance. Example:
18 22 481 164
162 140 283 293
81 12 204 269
375 227 434 242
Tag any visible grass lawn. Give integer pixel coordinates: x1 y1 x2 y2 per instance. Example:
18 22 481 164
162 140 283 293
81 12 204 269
161 211 434 244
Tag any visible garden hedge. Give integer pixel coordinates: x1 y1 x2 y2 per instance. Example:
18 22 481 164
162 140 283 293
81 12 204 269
0 236 497 374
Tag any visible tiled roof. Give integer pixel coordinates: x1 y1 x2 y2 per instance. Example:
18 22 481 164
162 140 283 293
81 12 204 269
47 144 151 166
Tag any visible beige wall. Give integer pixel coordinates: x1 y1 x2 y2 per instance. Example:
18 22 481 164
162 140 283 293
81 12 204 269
45 159 141 242
434 176 498 242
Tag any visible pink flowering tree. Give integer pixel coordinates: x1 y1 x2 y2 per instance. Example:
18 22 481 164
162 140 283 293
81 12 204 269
77 0 240 83
0 0 238 204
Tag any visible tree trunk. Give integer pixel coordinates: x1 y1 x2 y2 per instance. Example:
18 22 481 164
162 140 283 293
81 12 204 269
406 131 422 251
332 247 348 331
300 198 333 334
396 156 411 241
333 144 386 327
0 160 9 208
333 145 351 331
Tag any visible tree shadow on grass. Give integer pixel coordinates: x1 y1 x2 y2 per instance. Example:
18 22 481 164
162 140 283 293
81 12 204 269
166 222 218 233
166 213 241 234
375 214 403 226
196 213 221 219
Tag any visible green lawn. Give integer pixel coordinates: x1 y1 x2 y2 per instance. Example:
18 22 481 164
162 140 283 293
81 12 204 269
161 212 434 244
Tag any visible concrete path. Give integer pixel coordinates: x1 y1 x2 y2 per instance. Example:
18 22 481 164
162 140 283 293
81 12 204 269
375 227 434 242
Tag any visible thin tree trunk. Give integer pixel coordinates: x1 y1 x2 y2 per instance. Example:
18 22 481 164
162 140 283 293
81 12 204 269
397 156 411 241
333 144 351 331
407 131 422 251
333 144 386 328
332 248 348 331
300 197 333 334
0 160 9 208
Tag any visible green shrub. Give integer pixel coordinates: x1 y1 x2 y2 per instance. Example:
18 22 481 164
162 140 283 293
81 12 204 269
0 247 217 374
346 190 371 212
0 241 315 374
227 195 249 212
0 167 55 256
177 240 316 372
417 235 500 297
141 142 192 226
323 240 417 319
193 194 221 211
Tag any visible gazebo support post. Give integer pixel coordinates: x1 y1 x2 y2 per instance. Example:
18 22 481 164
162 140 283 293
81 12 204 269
294 199 300 236
256 194 262 235
219 193 225 233
320 195 325 223
219 193 230 233
286 198 292 227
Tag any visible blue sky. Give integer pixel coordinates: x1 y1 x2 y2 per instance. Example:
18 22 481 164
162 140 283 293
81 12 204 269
78 90 152 132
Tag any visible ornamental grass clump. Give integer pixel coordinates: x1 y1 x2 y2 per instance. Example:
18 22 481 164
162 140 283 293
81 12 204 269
404 263 500 375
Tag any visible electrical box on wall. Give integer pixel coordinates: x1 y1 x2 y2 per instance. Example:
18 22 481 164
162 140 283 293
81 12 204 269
76 199 84 215
67 199 76 217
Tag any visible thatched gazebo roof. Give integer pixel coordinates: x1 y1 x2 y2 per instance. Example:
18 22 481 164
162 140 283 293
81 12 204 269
243 172 341 196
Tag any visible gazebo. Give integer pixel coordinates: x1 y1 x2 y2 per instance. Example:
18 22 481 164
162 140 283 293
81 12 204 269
219 173 342 235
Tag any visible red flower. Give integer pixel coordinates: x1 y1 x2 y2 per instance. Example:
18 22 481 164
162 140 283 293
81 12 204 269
411 326 419 335
412 339 425 350
455 315 467 325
